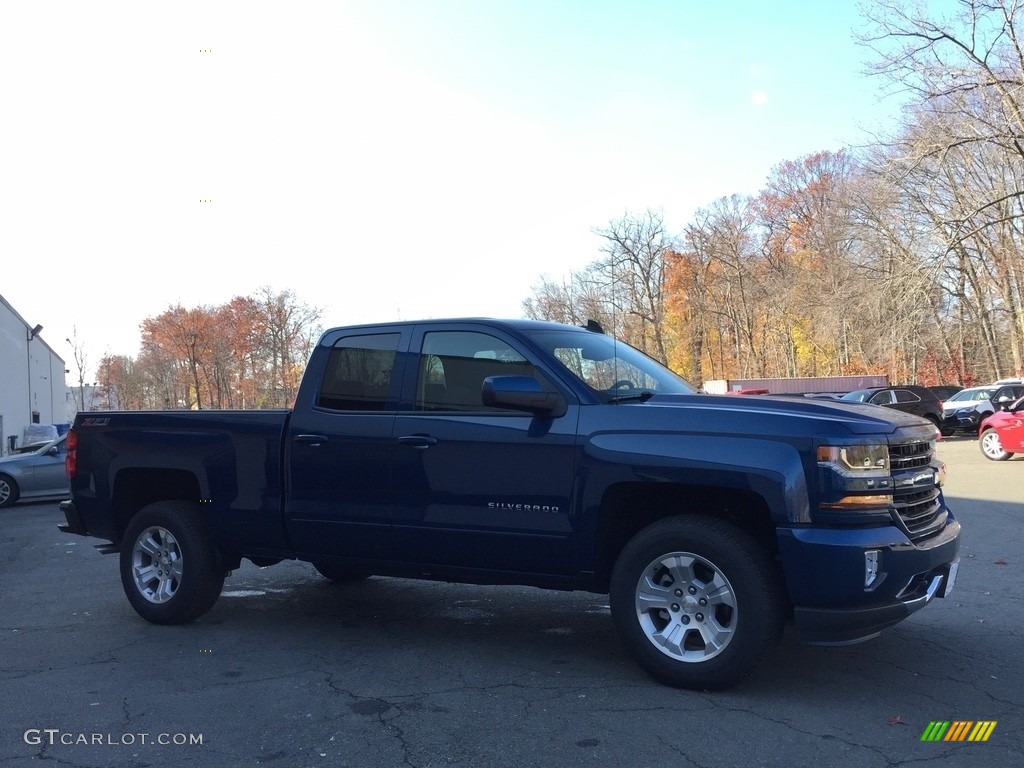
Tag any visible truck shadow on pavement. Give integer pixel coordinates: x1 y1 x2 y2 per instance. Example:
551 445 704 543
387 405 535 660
172 561 1010 702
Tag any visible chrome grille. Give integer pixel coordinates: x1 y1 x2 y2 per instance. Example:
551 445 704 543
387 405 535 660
893 489 943 531
889 438 944 539
889 441 931 471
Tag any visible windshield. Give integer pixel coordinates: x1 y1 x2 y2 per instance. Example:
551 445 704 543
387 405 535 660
840 389 873 403
522 328 696 402
947 388 995 403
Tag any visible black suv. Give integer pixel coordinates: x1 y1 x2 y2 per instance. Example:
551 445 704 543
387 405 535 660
840 385 943 428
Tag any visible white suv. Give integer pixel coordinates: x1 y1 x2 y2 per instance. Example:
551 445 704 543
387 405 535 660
940 383 1024 435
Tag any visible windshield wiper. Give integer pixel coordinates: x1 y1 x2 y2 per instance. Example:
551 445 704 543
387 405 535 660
608 391 655 404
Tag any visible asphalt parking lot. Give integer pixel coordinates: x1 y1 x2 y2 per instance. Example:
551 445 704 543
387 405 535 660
1 437 1021 768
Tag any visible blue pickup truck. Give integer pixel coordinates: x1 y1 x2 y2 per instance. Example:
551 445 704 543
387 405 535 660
59 318 960 690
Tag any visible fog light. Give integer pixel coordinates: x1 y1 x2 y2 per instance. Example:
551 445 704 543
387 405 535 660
865 550 880 588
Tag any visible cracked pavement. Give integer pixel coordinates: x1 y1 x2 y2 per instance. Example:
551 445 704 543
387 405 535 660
1 438 1021 767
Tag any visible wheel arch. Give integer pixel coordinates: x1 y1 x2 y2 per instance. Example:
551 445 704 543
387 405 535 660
112 469 201 543
591 481 781 594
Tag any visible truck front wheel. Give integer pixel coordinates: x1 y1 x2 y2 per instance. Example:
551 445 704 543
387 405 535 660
610 516 785 690
119 501 225 624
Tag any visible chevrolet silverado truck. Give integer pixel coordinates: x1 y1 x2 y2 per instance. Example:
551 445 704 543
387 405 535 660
59 318 961 690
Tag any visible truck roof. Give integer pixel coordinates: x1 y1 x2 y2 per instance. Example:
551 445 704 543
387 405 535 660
320 317 595 335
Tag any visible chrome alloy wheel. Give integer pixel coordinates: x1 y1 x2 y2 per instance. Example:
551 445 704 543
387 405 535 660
634 552 737 663
131 526 184 604
980 430 1009 460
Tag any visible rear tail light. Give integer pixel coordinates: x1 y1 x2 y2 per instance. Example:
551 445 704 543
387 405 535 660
65 428 77 479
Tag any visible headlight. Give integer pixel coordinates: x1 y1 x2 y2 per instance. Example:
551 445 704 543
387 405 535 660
817 443 893 512
817 444 889 476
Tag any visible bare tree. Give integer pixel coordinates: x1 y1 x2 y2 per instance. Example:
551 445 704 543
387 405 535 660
684 196 774 377
251 287 323 408
518 0 1024 386
65 327 89 412
593 210 674 363
523 271 617 331
859 0 1024 375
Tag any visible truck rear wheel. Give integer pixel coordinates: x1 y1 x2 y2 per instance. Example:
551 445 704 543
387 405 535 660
119 501 225 624
610 516 785 690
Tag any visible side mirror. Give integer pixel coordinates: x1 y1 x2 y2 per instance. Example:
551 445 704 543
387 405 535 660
482 376 565 417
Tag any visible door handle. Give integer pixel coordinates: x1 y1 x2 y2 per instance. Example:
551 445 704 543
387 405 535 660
294 434 329 445
398 435 438 449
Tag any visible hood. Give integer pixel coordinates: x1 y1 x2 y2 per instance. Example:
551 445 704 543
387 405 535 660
620 393 934 438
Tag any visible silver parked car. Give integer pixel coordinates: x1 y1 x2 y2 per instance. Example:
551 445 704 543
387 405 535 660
0 435 69 508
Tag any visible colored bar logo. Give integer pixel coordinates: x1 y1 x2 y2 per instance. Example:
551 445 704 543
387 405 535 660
921 721 997 742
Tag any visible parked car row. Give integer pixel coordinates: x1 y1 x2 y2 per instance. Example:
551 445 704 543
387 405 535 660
929 378 1024 461
815 380 1022 460
939 382 1024 436
840 385 944 428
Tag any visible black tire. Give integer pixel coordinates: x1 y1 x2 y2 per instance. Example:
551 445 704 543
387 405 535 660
979 428 1013 461
312 561 371 584
609 515 786 691
119 500 225 624
0 474 19 508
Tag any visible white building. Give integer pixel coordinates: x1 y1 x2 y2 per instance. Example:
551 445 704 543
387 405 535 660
0 293 70 455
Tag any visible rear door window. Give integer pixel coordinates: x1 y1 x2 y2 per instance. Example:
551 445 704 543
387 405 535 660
317 333 401 411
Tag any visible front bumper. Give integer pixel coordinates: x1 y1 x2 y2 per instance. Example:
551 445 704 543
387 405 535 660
941 411 980 432
777 517 961 645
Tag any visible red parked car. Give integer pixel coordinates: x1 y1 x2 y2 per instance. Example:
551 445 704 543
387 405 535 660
978 396 1024 461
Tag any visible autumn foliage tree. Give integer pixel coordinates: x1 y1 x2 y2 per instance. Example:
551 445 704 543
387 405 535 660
94 288 322 410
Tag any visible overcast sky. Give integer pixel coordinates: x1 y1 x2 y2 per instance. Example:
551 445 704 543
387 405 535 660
3 0 920 380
